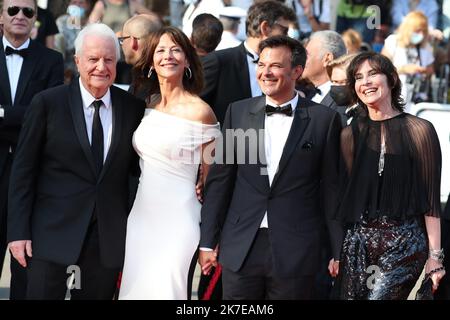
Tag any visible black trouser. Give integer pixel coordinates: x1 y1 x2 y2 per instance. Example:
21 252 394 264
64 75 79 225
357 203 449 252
222 229 315 300
26 223 120 300
0 155 28 300
0 155 12 279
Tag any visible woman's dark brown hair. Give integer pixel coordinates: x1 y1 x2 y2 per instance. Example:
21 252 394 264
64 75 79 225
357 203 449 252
133 26 204 97
346 51 405 112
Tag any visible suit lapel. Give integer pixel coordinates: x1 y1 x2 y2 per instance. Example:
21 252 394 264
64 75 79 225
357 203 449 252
237 44 252 98
69 81 97 177
98 86 123 182
0 45 13 105
320 92 336 109
271 99 310 188
248 97 270 193
14 40 38 104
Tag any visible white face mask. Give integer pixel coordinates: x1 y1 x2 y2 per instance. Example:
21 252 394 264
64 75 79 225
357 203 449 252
67 5 85 18
287 28 300 40
410 32 424 45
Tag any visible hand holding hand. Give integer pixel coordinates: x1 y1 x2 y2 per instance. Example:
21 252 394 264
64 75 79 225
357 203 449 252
199 250 218 275
196 165 204 203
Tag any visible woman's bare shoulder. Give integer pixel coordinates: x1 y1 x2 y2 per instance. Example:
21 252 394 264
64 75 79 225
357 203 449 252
180 97 217 125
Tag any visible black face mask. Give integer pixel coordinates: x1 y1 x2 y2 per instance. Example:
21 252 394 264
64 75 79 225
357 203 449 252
330 85 353 106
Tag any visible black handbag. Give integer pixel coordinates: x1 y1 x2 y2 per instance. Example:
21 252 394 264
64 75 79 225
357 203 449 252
415 266 445 300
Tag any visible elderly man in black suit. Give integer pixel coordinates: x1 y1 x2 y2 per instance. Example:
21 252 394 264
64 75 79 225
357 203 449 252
7 22 145 300
0 0 64 299
302 31 347 122
199 35 342 300
200 1 296 125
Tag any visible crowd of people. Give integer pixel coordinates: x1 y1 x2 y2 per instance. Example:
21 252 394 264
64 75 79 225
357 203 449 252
0 0 449 300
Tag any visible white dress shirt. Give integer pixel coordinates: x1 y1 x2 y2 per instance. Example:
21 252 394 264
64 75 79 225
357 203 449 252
311 80 331 104
260 93 299 228
2 37 30 105
200 93 299 250
243 41 262 98
79 79 113 162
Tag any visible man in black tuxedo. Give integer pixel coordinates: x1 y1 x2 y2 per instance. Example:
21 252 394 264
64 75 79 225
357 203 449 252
7 22 145 300
302 30 347 126
200 0 296 125
197 1 295 298
199 35 342 300
0 0 64 299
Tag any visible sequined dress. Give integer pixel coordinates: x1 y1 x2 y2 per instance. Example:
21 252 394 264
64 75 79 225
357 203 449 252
334 111 442 300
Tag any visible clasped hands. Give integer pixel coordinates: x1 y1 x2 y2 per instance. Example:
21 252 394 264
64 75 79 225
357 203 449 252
198 245 219 276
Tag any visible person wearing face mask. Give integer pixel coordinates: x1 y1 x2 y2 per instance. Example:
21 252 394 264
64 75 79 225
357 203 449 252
287 21 300 40
326 53 359 126
381 11 435 107
55 0 92 83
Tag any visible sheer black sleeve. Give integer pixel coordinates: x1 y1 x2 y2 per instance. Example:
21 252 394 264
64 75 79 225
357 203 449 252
407 117 442 217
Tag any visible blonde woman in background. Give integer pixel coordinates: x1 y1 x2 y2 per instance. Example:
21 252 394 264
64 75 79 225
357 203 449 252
342 29 362 55
381 11 434 106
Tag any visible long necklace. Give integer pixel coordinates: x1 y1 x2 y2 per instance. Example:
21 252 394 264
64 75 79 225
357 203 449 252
378 124 386 176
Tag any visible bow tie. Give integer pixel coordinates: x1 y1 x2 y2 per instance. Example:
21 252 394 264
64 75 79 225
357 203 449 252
245 49 259 64
314 87 322 95
265 104 293 116
4 46 28 58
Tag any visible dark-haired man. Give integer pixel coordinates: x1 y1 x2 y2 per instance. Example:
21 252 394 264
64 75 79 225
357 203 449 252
191 13 223 57
199 35 342 299
201 0 296 125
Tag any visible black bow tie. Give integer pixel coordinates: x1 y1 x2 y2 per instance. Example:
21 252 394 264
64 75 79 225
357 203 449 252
314 87 322 95
5 46 28 58
245 49 259 64
265 104 293 116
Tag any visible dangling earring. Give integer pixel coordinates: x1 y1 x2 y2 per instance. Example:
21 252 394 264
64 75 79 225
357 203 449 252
185 67 192 79
147 66 154 78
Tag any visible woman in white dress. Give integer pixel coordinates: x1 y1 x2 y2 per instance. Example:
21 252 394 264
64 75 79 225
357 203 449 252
119 26 220 300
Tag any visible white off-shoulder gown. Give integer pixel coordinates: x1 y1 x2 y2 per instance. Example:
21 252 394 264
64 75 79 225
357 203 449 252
119 108 220 300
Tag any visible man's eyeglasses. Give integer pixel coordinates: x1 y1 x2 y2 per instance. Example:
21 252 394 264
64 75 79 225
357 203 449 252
7 6 35 19
118 36 139 46
273 22 289 35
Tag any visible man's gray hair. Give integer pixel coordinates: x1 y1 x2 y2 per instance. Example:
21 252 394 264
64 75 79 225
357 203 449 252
75 23 121 60
309 30 347 60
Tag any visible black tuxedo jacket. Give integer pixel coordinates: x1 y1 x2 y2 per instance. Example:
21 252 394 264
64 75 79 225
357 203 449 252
7 81 145 268
200 95 342 277
201 43 251 125
0 38 64 176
